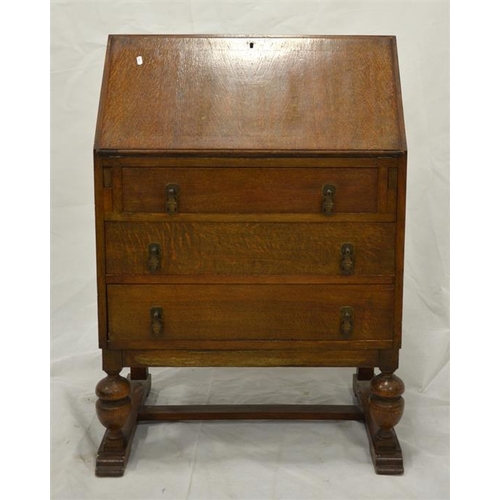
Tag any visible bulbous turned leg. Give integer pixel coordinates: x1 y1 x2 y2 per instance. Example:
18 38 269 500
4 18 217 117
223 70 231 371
96 370 132 444
369 371 405 440
95 370 133 476
353 364 405 474
95 367 151 477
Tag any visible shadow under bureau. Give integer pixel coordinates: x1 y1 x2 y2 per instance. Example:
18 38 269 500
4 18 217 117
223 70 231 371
93 35 408 477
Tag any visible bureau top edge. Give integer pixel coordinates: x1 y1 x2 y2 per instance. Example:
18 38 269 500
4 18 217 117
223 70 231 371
93 148 407 159
106 34 398 40
95 35 406 154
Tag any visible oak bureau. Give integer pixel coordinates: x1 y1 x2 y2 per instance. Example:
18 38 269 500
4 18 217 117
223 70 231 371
93 35 408 477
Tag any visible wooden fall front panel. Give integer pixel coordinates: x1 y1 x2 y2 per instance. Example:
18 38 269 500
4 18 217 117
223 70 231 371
93 35 408 477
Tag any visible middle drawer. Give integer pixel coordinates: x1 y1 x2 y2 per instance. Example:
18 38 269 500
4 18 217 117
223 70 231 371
105 222 395 276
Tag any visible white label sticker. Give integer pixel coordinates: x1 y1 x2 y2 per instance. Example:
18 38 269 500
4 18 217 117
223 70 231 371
136 56 143 65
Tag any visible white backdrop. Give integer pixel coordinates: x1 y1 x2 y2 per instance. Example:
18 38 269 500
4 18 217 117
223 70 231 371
51 1 450 499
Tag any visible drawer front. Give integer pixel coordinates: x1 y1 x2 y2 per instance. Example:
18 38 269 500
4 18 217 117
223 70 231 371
105 222 395 276
121 167 379 214
107 284 394 342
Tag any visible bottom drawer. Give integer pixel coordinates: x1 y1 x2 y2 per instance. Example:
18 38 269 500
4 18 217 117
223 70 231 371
107 284 394 343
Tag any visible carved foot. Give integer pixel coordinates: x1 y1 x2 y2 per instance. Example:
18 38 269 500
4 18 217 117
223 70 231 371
353 371 405 475
95 370 151 477
96 371 132 442
95 371 132 477
369 372 405 440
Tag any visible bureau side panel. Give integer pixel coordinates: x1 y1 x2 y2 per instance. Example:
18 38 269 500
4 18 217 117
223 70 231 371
93 152 109 348
394 152 407 348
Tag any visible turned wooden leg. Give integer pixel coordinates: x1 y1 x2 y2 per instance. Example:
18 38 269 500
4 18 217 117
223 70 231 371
369 371 405 440
353 369 405 475
95 370 132 446
95 370 132 476
95 364 152 477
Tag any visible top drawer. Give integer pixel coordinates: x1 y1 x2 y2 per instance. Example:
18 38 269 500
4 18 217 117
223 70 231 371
121 167 379 214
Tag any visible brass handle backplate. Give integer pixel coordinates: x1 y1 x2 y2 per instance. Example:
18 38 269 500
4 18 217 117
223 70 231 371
340 243 355 275
166 184 180 215
150 307 164 338
148 243 161 272
340 306 354 338
321 184 336 215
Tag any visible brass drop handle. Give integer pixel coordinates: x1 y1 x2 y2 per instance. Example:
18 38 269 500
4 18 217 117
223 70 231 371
340 243 355 275
321 184 336 215
166 184 180 215
150 307 164 338
148 243 161 272
340 306 354 338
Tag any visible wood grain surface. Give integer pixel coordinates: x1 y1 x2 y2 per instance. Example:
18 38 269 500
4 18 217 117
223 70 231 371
107 284 394 342
121 167 379 214
123 348 381 368
95 36 405 153
105 221 395 276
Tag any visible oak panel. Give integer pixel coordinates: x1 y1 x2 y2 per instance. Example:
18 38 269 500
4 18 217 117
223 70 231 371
105 221 395 276
121 167 379 214
123 348 381 367
107 284 394 342
95 36 404 152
